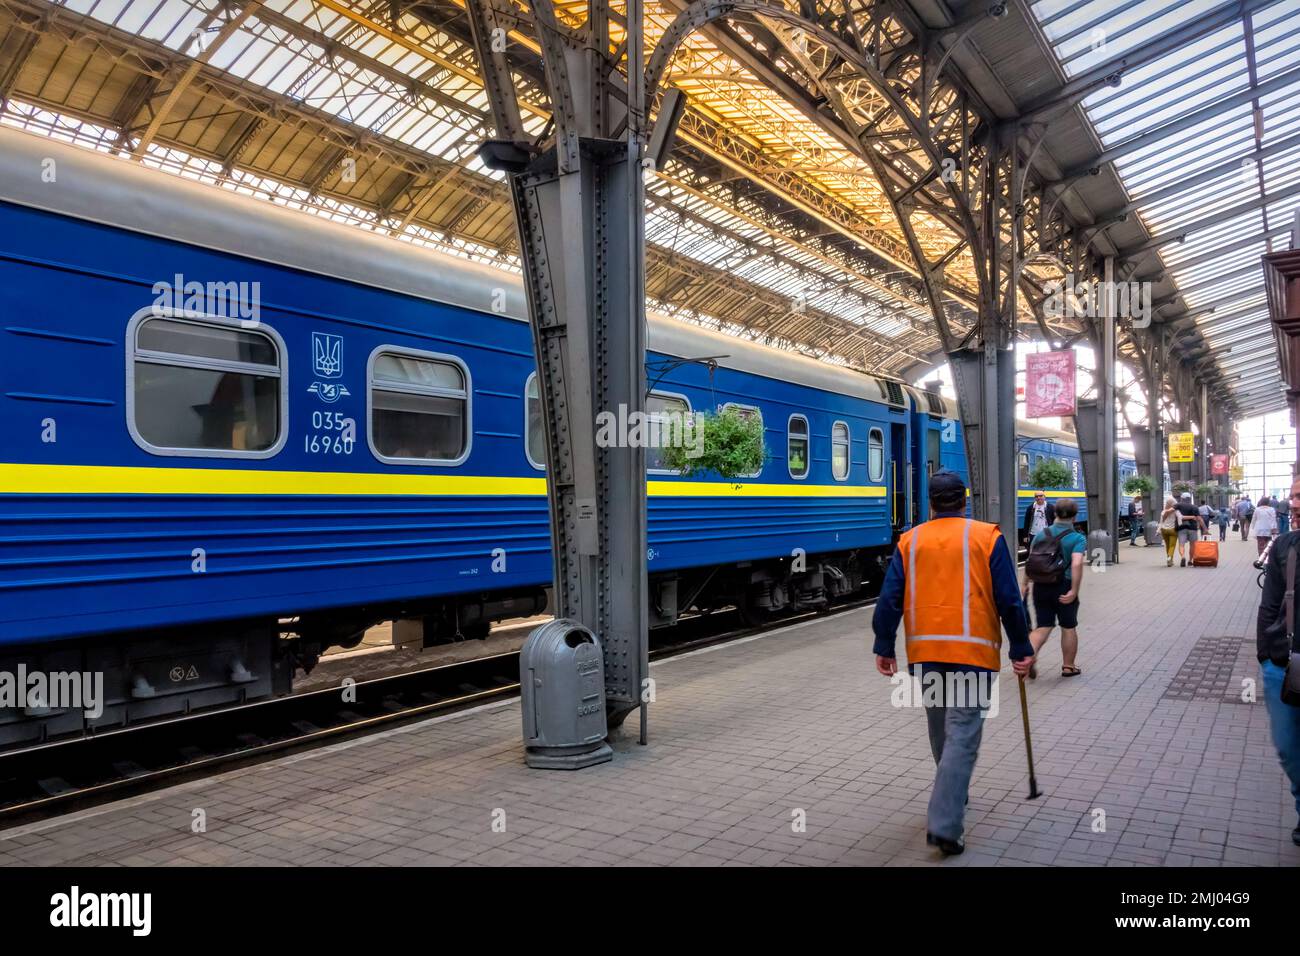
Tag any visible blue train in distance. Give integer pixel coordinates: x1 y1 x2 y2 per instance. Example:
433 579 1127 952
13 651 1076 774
0 127 1132 746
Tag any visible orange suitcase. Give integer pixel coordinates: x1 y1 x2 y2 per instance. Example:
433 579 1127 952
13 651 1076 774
1191 540 1219 567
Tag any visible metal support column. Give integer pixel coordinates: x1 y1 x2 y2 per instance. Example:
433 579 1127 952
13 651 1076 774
951 347 1017 547
1150 329 1167 507
1098 255 1118 560
466 0 650 750
1200 382 1210 488
949 120 1017 551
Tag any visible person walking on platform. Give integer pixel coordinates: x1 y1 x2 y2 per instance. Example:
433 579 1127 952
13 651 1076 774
1254 476 1300 846
1174 492 1206 567
1022 491 1053 547
1158 497 1179 567
1253 496 1279 556
872 470 1034 857
1280 503 1291 536
1022 498 1087 678
1216 505 1230 542
1237 495 1254 541
1127 496 1144 546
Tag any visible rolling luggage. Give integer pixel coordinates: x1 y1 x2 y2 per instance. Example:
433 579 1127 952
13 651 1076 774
1191 539 1219 568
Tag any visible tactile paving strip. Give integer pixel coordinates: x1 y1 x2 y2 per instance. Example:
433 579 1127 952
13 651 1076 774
1163 636 1259 704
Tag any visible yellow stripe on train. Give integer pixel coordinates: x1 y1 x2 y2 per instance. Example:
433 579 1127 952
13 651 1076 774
1016 489 1087 498
0 463 889 499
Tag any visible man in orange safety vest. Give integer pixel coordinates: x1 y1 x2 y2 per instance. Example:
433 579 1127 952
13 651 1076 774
872 469 1034 855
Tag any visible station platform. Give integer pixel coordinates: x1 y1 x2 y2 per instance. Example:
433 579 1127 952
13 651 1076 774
2 532 1297 867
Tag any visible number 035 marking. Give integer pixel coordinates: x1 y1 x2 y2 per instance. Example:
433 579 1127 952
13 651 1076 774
306 411 355 454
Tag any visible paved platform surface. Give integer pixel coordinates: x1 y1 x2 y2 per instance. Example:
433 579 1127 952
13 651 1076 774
3 532 1298 867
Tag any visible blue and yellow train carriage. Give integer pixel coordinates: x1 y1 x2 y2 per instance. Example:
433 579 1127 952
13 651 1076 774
1014 419 1089 528
0 127 926 743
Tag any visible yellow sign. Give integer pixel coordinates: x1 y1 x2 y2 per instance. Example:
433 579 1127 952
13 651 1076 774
1230 466 1245 482
1168 432 1195 463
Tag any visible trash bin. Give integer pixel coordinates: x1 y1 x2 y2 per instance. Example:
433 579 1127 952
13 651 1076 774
1144 519 1161 546
1086 529 1112 566
519 619 614 770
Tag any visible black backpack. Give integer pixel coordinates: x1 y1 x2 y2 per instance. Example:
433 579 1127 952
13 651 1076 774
1025 527 1068 584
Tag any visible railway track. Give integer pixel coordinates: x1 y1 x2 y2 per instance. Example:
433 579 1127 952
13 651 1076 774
0 595 877 829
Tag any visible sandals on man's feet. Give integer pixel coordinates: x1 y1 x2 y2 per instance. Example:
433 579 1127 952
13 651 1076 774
1061 665 1082 677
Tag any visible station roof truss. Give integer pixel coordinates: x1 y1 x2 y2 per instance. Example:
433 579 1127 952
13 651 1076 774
0 0 1293 412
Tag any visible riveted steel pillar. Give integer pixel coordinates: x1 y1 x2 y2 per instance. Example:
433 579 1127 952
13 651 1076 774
950 346 1017 546
466 0 650 747
1097 255 1118 560
1149 328 1167 508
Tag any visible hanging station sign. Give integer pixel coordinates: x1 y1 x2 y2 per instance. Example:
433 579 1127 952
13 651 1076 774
1024 350 1077 418
1169 431 1196 463
1210 454 1229 476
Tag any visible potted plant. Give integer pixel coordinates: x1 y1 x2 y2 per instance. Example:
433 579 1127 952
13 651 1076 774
1028 458 1071 491
1122 474 1155 498
658 404 765 480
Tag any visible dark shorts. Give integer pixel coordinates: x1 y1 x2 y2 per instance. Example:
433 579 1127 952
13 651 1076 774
1032 579 1080 630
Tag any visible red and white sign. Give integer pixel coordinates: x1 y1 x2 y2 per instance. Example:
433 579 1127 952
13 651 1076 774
1211 454 1229 476
1024 350 1077 418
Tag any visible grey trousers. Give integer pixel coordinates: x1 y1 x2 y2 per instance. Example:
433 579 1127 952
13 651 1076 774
924 699 987 842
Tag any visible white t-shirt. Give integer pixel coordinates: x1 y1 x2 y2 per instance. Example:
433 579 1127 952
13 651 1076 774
1253 505 1278 538
1029 503 1048 537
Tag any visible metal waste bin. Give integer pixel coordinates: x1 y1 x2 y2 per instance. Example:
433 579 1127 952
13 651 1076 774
1086 529 1112 566
519 619 613 769
1144 519 1161 546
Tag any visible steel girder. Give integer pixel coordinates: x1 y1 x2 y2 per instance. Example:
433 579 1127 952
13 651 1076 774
646 0 1030 542
464 0 650 738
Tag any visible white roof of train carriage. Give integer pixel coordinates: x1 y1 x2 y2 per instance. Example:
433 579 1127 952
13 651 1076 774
0 125 919 412
1 124 1084 449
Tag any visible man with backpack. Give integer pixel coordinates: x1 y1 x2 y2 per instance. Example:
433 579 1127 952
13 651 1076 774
1021 498 1087 678
1175 492 1207 566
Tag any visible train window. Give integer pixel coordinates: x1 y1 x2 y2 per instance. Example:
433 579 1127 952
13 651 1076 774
788 415 809 479
868 427 884 482
525 373 545 470
130 314 284 457
926 429 941 476
369 347 469 465
722 403 764 478
1017 452 1030 486
831 421 850 481
647 391 692 473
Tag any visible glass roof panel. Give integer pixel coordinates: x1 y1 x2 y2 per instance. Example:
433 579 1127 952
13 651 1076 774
1030 0 1300 413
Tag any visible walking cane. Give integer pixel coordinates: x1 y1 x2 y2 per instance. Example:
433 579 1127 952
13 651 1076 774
1017 675 1043 800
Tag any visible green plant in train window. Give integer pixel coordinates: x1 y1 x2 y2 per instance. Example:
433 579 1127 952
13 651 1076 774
1028 457 1071 490
659 405 766 480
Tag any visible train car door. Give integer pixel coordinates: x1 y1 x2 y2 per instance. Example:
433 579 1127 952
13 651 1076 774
889 423 908 535
910 419 941 525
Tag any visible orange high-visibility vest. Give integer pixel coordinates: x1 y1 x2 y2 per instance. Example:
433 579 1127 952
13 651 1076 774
898 517 1004 670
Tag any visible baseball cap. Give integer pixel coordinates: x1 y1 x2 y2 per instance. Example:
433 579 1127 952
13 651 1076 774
1180 492 1192 500
929 469 967 503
